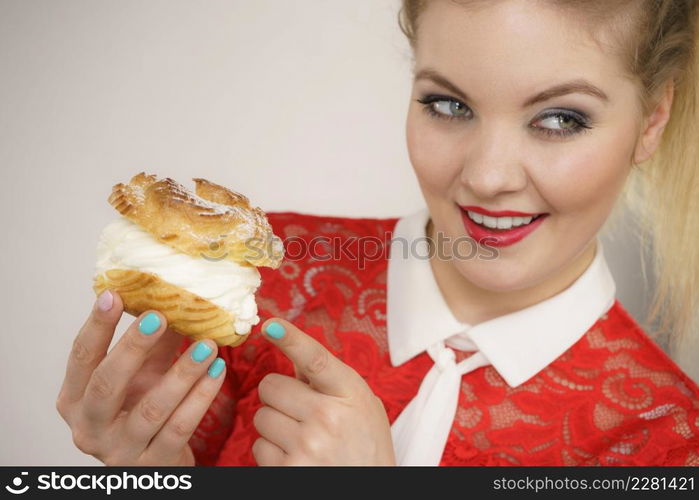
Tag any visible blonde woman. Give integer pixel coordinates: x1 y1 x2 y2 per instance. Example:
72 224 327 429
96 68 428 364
58 0 699 465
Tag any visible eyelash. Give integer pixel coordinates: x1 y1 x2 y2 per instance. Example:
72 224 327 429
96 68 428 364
415 95 593 138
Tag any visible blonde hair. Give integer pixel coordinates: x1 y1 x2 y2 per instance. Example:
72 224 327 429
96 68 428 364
398 0 699 352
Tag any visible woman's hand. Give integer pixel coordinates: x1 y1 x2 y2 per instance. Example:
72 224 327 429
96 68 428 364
56 290 226 466
252 318 396 466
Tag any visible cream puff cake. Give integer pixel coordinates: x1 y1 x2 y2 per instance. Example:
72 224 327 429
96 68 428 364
93 172 284 347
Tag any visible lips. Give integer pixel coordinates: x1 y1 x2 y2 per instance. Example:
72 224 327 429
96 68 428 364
459 205 549 247
459 205 542 217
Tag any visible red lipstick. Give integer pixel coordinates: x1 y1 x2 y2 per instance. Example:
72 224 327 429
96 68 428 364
460 205 542 217
459 205 549 248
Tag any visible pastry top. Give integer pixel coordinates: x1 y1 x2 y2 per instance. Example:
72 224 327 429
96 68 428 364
107 172 284 268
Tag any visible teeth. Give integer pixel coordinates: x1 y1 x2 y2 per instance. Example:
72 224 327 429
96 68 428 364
496 217 511 229
482 215 497 228
467 210 535 230
470 212 484 224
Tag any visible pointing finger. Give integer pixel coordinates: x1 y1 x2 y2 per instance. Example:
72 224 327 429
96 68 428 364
260 318 361 398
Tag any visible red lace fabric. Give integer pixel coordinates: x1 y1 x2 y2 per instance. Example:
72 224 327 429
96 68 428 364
175 211 699 466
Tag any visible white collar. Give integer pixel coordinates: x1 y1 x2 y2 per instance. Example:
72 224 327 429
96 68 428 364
386 206 616 387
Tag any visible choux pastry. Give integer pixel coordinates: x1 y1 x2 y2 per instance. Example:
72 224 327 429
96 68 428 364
93 172 284 347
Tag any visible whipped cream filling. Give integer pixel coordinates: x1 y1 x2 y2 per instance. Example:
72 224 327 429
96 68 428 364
94 216 262 334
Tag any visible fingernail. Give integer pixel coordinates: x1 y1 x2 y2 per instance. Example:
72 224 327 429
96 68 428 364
138 312 161 335
97 290 113 312
265 321 285 339
207 357 225 378
191 341 213 363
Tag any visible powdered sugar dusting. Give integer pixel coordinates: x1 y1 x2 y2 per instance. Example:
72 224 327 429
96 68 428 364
131 183 146 204
163 177 261 239
113 173 280 267
166 179 231 215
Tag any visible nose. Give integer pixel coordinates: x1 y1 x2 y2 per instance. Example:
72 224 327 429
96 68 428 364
459 126 528 198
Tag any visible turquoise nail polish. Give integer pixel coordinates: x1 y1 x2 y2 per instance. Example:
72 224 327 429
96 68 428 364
265 321 285 339
191 341 213 363
207 357 225 378
138 312 161 335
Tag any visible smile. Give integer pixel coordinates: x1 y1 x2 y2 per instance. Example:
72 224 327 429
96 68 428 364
459 205 549 247
465 210 544 230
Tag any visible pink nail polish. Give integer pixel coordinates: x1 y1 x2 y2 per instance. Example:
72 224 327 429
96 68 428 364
97 290 113 312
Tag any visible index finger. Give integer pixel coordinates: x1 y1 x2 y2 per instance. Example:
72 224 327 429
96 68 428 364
260 318 361 398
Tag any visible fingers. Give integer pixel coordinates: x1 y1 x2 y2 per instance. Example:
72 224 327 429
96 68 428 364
122 339 218 451
252 437 286 466
260 318 362 398
292 362 310 384
58 290 124 408
253 405 301 453
258 373 318 421
142 353 227 463
81 309 168 427
143 327 191 371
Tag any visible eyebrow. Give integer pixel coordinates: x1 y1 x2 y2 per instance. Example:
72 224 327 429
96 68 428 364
414 68 609 107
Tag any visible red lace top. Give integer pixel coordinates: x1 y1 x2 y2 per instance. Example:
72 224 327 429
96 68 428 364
176 211 699 466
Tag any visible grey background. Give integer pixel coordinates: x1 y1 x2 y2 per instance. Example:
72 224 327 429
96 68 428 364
0 0 695 465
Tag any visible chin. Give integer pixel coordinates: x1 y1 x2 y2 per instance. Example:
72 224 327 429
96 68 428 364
454 259 539 293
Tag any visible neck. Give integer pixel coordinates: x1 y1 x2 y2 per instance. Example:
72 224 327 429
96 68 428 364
425 217 598 325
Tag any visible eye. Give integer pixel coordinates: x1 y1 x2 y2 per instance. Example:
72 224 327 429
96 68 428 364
416 95 471 121
416 94 594 138
532 109 593 138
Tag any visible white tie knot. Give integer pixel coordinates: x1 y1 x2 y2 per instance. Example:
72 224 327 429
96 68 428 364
427 342 456 371
392 338 491 465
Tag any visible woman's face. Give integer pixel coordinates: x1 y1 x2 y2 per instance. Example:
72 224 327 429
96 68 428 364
406 0 650 292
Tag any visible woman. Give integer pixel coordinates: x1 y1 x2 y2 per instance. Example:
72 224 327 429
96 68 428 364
57 0 699 466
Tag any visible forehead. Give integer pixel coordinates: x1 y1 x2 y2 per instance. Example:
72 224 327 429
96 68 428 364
414 0 628 101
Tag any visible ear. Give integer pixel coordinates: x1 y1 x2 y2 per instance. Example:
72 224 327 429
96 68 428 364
633 79 675 165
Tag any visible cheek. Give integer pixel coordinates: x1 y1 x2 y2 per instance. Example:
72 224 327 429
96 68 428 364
534 131 633 218
406 109 461 191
